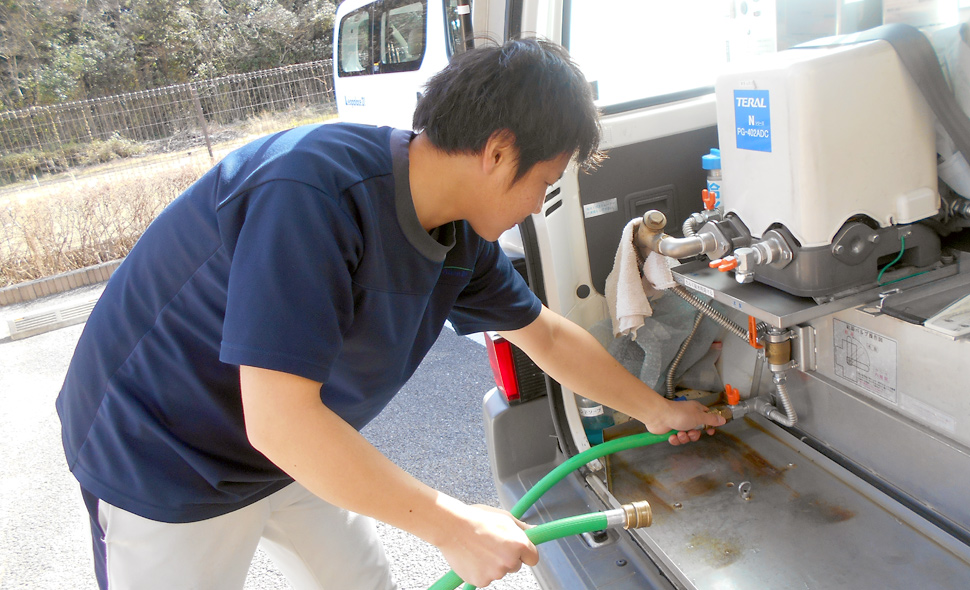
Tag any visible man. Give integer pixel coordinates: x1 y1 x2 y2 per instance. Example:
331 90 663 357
57 39 724 590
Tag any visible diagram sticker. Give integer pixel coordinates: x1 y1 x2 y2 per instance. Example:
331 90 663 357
734 89 772 152
833 319 897 402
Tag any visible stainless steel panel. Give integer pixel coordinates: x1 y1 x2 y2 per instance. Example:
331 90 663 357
602 416 970 590
671 259 958 328
712 282 970 544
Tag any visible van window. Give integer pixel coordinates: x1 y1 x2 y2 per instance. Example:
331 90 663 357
444 0 473 57
381 0 427 72
339 6 373 76
338 0 427 77
565 0 885 112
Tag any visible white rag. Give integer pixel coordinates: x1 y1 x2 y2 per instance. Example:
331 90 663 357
605 218 678 340
644 249 676 291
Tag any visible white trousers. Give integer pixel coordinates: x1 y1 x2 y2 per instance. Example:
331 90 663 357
96 482 397 590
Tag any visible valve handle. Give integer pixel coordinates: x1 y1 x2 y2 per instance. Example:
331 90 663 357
725 384 740 406
702 188 716 211
716 256 738 271
748 315 764 349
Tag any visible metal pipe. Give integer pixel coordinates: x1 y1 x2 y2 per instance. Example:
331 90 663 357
727 329 798 428
666 311 704 398
681 210 722 239
750 348 766 396
761 329 798 427
732 391 795 428
634 210 717 260
682 216 698 238
672 285 749 341
633 211 668 255
766 372 797 427
656 234 718 259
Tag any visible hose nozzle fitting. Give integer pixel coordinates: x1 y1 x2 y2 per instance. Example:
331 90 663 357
622 501 653 529
605 501 653 530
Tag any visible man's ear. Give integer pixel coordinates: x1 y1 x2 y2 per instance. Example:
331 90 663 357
481 129 518 175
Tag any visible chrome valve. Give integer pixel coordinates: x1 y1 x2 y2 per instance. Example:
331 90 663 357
731 230 794 283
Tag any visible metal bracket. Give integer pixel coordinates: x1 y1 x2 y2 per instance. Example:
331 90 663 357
791 325 817 372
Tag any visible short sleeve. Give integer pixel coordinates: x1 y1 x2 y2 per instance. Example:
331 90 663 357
447 240 542 335
218 180 362 383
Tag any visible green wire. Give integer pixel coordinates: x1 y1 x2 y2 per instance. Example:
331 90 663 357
879 269 930 287
877 235 906 285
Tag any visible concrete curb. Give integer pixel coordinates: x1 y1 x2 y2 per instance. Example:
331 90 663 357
0 260 122 307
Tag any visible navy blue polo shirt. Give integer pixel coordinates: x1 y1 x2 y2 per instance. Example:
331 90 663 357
56 123 541 523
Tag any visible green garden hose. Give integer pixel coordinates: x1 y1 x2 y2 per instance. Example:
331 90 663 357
429 430 674 590
427 511 612 590
508 430 672 520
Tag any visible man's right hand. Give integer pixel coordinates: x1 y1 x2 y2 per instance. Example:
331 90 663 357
435 500 538 588
239 367 538 587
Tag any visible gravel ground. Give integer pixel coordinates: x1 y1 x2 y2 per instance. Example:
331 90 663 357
0 285 540 590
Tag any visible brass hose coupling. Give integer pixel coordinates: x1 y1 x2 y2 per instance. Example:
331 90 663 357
622 500 653 529
604 501 653 529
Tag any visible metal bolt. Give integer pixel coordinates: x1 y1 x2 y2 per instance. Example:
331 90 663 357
616 559 628 567
643 210 667 230
738 481 752 501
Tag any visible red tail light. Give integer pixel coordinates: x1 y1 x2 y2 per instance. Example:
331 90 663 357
484 332 520 403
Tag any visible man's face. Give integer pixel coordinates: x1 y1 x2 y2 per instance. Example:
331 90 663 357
472 152 571 242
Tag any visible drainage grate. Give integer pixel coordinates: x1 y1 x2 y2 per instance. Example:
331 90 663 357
7 299 98 340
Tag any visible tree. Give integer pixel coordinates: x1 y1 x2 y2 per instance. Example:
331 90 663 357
0 0 338 110
0 0 81 108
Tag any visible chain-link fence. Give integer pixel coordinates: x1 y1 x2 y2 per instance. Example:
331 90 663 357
0 59 337 289
0 59 336 190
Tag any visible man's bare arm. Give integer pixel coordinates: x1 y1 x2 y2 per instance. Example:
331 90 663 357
238 365 538 587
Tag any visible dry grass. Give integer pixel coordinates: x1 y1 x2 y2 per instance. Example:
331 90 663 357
0 162 206 288
0 107 338 289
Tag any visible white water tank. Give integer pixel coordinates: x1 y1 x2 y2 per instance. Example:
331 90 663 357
715 40 939 248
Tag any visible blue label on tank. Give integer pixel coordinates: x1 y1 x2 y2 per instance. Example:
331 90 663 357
734 90 771 152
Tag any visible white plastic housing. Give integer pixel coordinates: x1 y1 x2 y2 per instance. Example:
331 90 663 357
715 40 939 247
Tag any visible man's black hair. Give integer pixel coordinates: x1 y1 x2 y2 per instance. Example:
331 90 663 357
413 38 602 182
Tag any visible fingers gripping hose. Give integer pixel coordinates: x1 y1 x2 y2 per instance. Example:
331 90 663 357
428 512 613 590
428 431 673 590
430 505 651 590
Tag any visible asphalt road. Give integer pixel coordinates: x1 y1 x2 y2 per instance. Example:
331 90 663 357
0 285 540 590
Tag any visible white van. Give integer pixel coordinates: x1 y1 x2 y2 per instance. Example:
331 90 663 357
333 0 473 128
